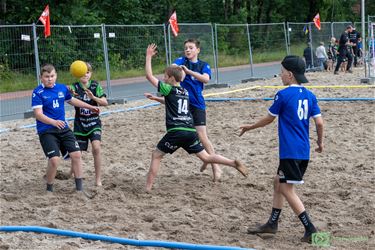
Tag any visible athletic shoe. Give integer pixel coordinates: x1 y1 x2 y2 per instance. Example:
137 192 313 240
347 69 353 73
301 228 318 243
334 71 339 75
247 222 278 234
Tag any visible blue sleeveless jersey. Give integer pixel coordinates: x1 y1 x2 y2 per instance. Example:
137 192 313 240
173 57 211 110
268 85 321 160
31 83 72 134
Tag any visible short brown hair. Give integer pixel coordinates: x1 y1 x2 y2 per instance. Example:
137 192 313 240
41 64 56 74
165 66 183 82
86 62 92 72
184 38 200 48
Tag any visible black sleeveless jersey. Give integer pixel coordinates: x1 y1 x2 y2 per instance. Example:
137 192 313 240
70 80 106 136
158 81 195 132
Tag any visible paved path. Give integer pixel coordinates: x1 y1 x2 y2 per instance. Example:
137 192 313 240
0 62 280 122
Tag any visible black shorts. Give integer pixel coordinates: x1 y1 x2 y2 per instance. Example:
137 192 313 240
277 159 309 184
190 105 206 126
74 130 102 151
157 130 204 154
39 128 81 159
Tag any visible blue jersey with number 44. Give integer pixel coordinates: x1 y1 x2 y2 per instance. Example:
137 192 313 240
31 83 72 134
268 85 321 160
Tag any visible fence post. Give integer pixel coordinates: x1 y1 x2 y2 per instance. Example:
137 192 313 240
211 23 219 84
246 24 254 77
163 23 169 66
32 23 41 85
101 24 111 98
308 22 314 67
284 22 289 55
214 23 220 83
331 22 334 38
167 24 172 65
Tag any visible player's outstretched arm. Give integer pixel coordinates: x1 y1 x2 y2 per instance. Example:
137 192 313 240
68 98 100 114
145 44 159 88
144 93 165 104
239 114 275 136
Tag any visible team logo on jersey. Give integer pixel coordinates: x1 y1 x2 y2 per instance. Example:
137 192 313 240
274 95 279 101
58 91 64 98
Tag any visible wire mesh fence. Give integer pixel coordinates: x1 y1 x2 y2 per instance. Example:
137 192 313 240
0 21 369 120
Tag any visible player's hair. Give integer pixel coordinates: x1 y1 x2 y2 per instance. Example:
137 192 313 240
86 62 93 72
184 38 200 48
165 65 183 82
40 64 56 74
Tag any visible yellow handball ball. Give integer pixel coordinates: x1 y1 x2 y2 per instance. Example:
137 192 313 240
70 60 88 78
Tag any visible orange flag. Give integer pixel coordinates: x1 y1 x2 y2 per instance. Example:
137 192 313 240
313 13 321 30
169 11 179 37
39 5 51 38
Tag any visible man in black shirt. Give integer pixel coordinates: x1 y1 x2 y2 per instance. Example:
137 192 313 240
334 25 354 74
349 27 361 67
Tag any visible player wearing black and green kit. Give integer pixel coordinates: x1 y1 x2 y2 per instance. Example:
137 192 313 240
70 80 106 150
145 43 248 192
157 81 203 154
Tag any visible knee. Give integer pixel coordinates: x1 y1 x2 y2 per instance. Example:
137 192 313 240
69 151 81 161
92 143 101 155
49 157 60 167
273 176 281 192
152 150 163 160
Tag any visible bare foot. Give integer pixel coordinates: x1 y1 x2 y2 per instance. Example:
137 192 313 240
234 160 249 177
96 180 102 187
200 163 208 172
212 165 222 182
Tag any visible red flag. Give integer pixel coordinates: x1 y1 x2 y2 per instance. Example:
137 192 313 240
168 11 179 37
39 5 51 38
313 13 321 30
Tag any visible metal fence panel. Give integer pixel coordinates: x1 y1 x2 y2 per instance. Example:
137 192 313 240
215 24 252 83
105 24 167 99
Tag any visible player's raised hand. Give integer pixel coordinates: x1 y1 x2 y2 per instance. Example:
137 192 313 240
146 44 158 57
85 89 94 99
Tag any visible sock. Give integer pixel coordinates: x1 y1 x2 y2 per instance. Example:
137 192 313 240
46 183 53 192
75 178 83 191
267 208 282 225
298 211 316 233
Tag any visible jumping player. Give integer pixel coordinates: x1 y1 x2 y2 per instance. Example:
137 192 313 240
239 55 324 243
145 44 248 192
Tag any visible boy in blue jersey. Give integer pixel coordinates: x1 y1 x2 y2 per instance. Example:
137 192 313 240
173 38 222 182
32 64 100 193
239 56 324 243
145 44 248 192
